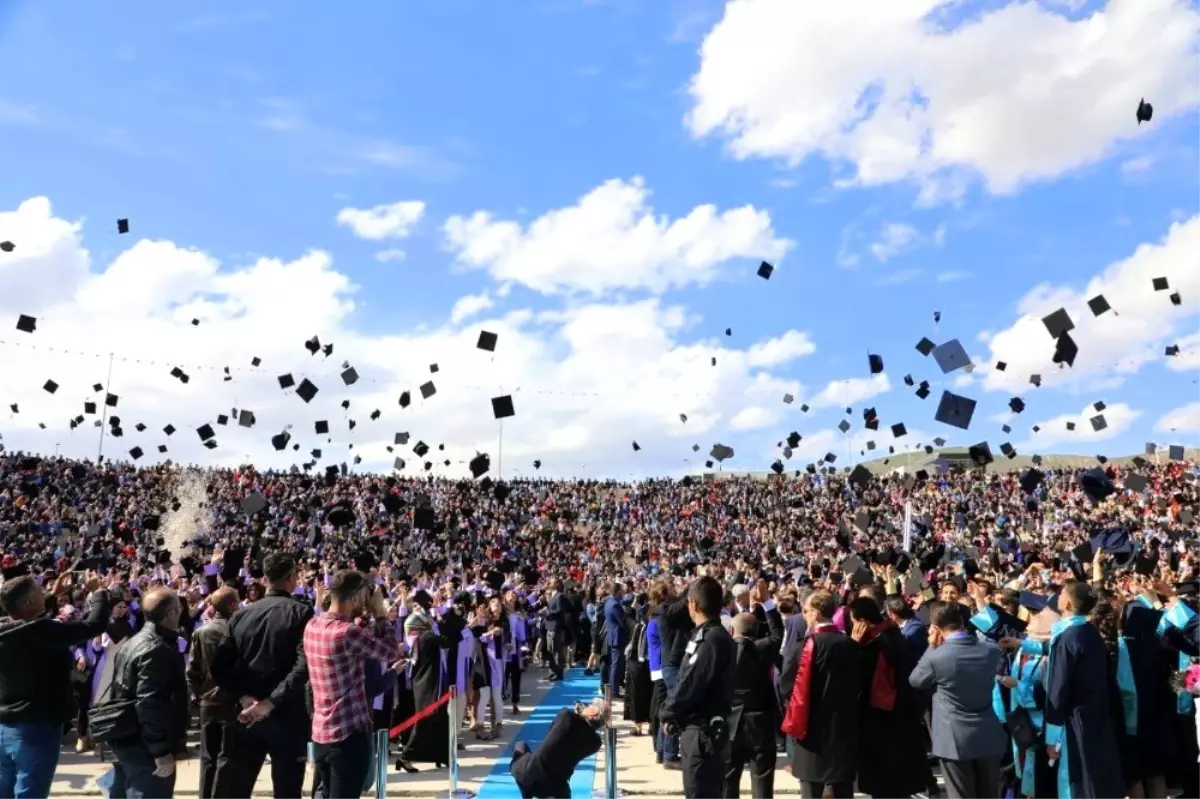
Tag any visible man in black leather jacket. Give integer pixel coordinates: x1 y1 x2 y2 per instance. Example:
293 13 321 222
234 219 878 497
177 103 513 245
106 588 189 798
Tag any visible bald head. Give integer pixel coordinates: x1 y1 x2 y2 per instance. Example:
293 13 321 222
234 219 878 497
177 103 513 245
731 612 758 639
209 586 239 616
142 588 181 629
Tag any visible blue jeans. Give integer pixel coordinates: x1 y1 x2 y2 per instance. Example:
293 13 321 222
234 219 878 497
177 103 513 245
658 666 680 761
110 743 177 799
0 722 61 799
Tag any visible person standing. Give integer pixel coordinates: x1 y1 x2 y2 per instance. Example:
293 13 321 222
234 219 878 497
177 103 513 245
305 572 403 799
503 591 527 715
186 587 238 799
780 590 860 799
725 608 783 799
909 602 1008 799
660 576 736 799
211 553 313 798
603 583 629 702
656 578 695 769
544 580 566 681
106 588 190 799
0 572 110 798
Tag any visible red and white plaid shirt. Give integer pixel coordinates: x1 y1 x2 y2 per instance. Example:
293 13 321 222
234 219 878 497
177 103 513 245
304 614 402 744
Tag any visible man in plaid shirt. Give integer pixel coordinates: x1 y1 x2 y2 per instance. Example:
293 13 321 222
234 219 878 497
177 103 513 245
303 571 405 799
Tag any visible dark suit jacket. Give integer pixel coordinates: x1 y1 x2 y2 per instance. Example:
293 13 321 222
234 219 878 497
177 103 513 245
511 708 601 793
604 597 628 648
776 613 808 702
545 592 564 638
731 608 784 747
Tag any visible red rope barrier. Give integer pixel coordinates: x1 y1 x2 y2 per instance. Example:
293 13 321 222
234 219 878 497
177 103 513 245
387 691 453 740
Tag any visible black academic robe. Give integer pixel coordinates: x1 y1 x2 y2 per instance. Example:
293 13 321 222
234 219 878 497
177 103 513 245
1160 602 1200 798
1116 605 1173 784
401 629 449 764
781 627 861 785
624 620 652 723
1044 622 1124 798
855 625 927 797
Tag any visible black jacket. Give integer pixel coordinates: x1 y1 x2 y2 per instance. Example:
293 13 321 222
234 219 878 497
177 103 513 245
512 708 601 791
656 595 695 669
0 589 110 725
211 589 313 717
730 608 784 744
186 614 235 715
108 623 189 758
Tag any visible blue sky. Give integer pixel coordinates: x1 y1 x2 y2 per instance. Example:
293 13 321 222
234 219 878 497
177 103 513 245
0 0 1197 476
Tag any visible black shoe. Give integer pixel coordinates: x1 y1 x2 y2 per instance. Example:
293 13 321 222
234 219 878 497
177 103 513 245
663 759 682 771
394 759 418 773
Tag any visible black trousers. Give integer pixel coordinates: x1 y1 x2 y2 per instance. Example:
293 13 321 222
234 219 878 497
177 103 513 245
723 737 776 798
940 756 1001 799
212 712 308 798
312 731 372 799
510 745 570 799
504 659 522 706
799 781 852 798
680 726 728 799
545 631 563 677
197 706 230 799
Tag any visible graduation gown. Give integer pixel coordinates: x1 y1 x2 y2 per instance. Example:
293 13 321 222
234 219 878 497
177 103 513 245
1114 603 1173 784
781 623 861 785
854 623 926 797
1044 616 1124 798
401 629 449 764
624 620 652 723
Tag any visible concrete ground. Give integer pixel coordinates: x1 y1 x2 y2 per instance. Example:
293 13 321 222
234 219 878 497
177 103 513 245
52 664 927 796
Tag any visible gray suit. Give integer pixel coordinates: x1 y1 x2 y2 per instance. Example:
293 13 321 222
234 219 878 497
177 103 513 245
909 635 1006 799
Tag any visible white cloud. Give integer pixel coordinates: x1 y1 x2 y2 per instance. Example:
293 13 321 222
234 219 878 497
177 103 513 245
983 214 1200 392
1165 330 1200 372
1018 402 1142 450
336 201 426 241
808 374 892 409
1120 154 1156 175
685 0 1200 196
449 292 494 325
730 406 776 431
937 270 971 283
442 177 793 296
876 268 924 286
869 223 919 262
373 248 407 264
1156 401 1200 435
0 196 817 479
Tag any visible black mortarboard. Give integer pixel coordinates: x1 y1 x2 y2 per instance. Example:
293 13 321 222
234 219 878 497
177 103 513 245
413 441 429 457
158 445 167 454
311 448 322 459
238 410 255 428
838 419 850 433
1066 421 1076 431
1002 424 1011 434
533 459 541 469
1078 468 1114 503
322 343 333 357
770 460 784 475
0 241 13 252
217 414 230 425
1169 444 1184 461
1030 374 1042 387
786 431 801 449
395 432 410 445
933 339 970 374
1124 473 1147 492
129 446 143 460
369 409 380 420
903 374 914 387
469 453 490 478
996 361 1007 371
1136 98 1153 124
419 381 436 400
1090 414 1107 432
1053 331 1078 368
968 441 993 467
251 356 261 366
1152 276 1168 291
84 401 96 414
43 380 58 394
135 423 146 432
315 420 329 435
915 384 930 399
241 493 267 515
203 440 217 450
197 424 215 441
1019 467 1043 493
296 378 319 403
270 431 290 451
756 261 774 279
278 373 295 389
706 460 714 468
1169 292 1181 306
710 443 734 461
117 218 129 234
849 464 871 487
891 423 907 437
934 390 976 430
15 314 35 334
800 403 809 412
868 353 884 374
632 441 641 452
399 391 411 408
305 336 321 355
1087 295 1110 316
105 393 119 408
491 395 515 419
477 330 498 352
915 337 935 356
1042 308 1074 339
340 367 359 386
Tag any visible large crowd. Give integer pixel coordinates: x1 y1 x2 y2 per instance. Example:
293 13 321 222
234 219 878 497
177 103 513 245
0 447 1196 798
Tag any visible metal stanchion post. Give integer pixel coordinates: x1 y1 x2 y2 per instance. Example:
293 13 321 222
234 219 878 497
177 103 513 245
375 729 389 799
594 687 623 799
438 688 475 799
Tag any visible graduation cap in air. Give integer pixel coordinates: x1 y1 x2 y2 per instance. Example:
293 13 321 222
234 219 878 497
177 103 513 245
369 409 381 421
340 367 359 386
756 261 774 280
43 380 59 394
128 446 143 461
1152 276 1169 291
1136 98 1153 124
1001 424 1011 434
117 218 130 234
395 432 410 446
158 445 168 454
278 373 296 390
163 424 175 436
1091 528 1133 565
848 464 871 487
419 381 436 400
1123 473 1147 492
967 441 993 467
1042 308 1074 339
1053 331 1078 368
934 390 976 430
135 423 146 432
305 336 321 355
313 420 329 436
868 353 884 374
710 443 734 462
0 241 13 253
915 337 935 356
632 441 641 452
915 383 930 400
203 440 217 450
15 314 35 334
477 330 498 352
933 339 970 374
1078 468 1115 504
800 403 810 413
1169 292 1182 306
1090 414 1107 432
1087 295 1110 316
197 424 215 442
238 410 256 428
838 420 850 433
891 423 907 438
1168 444 1184 461
786 431 801 449
533 459 541 470
398 391 411 409
241 493 268 516
323 343 333 357
296 379 319 403
492 395 515 419
1030 374 1042 387
84 401 97 415
1066 421 1076 431
1019 468 1043 493
251 356 261 367
783 393 794 404
469 453 490 478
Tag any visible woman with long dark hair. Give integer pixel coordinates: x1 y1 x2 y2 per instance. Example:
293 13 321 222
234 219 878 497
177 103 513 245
623 594 652 736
